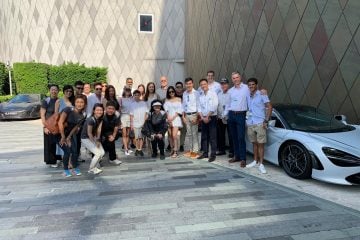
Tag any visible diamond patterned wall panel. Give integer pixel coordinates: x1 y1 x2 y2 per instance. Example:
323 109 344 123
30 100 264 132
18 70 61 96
186 0 360 123
0 0 185 90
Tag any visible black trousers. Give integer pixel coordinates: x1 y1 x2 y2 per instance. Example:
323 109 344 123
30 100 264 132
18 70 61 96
43 133 61 164
102 134 120 161
151 137 165 154
201 116 217 157
217 119 234 153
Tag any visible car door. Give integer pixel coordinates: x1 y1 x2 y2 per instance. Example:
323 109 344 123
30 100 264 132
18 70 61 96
265 112 290 165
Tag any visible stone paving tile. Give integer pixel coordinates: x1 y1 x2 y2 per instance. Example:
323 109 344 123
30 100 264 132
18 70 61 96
1 121 360 239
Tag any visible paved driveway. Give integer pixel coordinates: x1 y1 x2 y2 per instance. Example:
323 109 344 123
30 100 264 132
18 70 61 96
0 120 359 240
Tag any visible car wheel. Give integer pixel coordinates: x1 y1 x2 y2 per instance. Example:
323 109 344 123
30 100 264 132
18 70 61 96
280 141 312 179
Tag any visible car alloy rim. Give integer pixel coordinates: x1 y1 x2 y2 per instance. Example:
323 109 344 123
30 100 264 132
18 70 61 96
282 144 308 176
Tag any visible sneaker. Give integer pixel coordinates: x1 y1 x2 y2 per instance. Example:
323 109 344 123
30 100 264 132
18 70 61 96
160 154 165 160
73 168 82 176
183 151 192 157
259 164 267 174
109 159 122 165
88 167 102 175
64 170 72 177
135 150 139 156
50 163 58 168
125 150 130 156
139 150 144 156
246 160 258 168
151 153 157 158
179 145 184 152
128 149 134 153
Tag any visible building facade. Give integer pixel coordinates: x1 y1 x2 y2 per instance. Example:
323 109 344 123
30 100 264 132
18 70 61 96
186 0 360 123
0 0 185 90
1 0 359 122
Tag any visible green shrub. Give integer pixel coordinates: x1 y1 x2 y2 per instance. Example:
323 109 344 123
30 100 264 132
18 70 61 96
0 95 13 103
49 62 108 89
0 62 7 95
13 62 49 94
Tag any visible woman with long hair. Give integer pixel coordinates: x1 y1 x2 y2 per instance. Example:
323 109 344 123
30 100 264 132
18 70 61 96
119 87 133 155
163 86 183 158
102 85 120 112
137 84 146 100
144 82 159 109
40 84 61 167
58 95 87 177
81 103 105 174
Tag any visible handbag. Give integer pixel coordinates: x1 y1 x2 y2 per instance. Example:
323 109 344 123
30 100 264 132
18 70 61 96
44 112 60 134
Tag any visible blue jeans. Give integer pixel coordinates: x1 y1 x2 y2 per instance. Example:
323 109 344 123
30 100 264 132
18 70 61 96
59 135 78 170
228 111 246 160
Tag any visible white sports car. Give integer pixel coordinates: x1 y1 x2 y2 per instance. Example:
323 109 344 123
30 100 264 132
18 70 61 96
246 104 360 185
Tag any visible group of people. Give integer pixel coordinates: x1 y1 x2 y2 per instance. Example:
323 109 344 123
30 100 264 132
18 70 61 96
41 70 272 177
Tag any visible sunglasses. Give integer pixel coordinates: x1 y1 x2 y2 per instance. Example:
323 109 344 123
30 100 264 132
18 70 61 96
95 88 102 90
76 87 84 90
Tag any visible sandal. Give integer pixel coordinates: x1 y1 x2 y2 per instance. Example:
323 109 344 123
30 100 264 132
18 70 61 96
171 151 178 158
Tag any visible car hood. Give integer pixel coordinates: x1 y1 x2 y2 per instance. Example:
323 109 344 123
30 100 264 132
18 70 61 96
0 102 34 111
309 126 360 150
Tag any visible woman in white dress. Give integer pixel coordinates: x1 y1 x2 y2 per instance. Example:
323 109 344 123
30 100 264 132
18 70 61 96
163 86 183 158
119 87 133 155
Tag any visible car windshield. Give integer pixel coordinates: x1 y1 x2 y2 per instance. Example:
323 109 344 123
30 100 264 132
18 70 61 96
8 95 39 103
277 105 354 133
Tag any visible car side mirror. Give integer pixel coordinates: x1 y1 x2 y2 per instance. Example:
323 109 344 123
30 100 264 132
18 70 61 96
268 119 276 127
335 115 347 124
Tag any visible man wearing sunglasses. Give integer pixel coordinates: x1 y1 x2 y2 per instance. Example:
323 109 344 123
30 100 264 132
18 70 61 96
74 81 85 96
86 82 104 117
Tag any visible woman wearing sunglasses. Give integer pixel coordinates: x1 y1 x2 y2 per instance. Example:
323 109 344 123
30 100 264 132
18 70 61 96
163 86 183 158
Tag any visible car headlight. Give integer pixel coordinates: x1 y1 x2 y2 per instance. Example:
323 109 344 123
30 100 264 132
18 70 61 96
322 147 360 167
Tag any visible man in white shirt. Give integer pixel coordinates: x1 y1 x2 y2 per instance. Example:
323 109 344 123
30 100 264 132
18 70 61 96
216 78 234 158
83 83 93 97
246 78 272 174
156 76 169 102
197 79 218 162
224 72 250 167
198 70 221 95
182 77 200 159
130 90 148 157
86 82 103 117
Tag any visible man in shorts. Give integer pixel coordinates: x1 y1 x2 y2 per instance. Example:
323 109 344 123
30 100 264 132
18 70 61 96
130 90 148 156
246 78 272 174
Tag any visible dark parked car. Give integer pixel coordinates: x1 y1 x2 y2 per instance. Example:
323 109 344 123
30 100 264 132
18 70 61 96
0 94 43 120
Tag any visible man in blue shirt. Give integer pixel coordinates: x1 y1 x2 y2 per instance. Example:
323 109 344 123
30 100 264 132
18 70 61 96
246 78 272 174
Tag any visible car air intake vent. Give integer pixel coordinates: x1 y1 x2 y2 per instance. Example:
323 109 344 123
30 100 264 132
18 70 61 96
345 173 360 185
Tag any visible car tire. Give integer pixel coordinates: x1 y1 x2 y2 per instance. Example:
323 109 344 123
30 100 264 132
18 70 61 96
280 141 312 179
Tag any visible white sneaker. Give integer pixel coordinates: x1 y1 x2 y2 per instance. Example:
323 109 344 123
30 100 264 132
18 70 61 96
259 164 267 174
125 150 130 156
88 167 103 175
246 160 258 168
109 159 122 165
128 149 133 153
50 163 58 168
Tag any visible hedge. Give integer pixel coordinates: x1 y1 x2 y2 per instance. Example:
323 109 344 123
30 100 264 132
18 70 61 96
13 62 49 94
0 95 13 103
0 62 7 95
49 62 107 89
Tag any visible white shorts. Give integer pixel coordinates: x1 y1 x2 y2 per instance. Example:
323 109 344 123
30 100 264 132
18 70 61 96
121 113 130 128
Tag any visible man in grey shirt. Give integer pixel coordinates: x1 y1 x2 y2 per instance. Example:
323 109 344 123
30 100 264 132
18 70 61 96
156 76 169 102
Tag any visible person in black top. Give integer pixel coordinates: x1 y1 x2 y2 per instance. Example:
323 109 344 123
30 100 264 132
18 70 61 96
58 95 87 177
40 84 61 167
81 103 105 175
143 100 168 159
102 101 122 165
